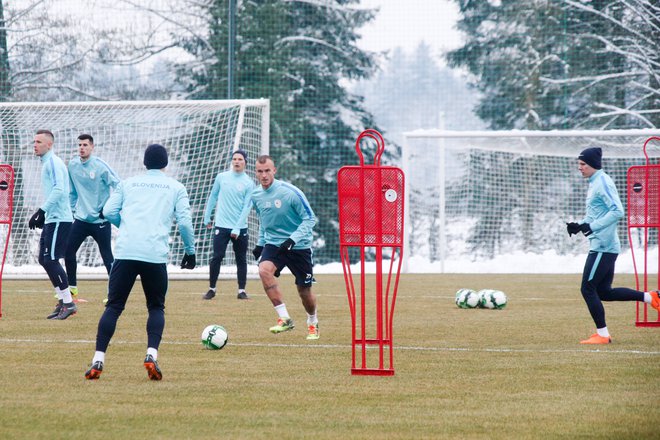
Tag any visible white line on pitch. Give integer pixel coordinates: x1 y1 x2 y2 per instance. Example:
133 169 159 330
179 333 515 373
0 338 658 355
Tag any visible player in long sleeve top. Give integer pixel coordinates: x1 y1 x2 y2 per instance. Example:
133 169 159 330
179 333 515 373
65 134 120 300
250 155 319 340
201 149 255 300
30 129 77 320
85 144 196 381
566 147 660 344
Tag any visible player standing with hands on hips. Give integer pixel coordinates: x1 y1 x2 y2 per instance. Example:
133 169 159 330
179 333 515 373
65 134 120 302
30 129 77 320
85 144 196 380
201 149 254 300
251 155 320 340
566 147 660 344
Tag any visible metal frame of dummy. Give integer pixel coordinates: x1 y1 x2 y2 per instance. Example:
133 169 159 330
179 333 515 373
0 165 15 318
337 129 405 375
627 137 660 327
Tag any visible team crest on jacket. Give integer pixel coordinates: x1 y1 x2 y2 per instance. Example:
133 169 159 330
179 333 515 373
274 199 282 208
89 171 95 179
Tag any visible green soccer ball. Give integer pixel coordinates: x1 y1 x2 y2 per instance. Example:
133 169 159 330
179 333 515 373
201 324 228 350
455 288 479 309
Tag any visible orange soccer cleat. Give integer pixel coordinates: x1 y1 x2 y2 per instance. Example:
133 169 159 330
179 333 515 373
580 333 612 345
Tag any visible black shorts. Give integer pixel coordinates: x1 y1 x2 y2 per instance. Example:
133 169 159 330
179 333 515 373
260 244 314 286
39 221 72 262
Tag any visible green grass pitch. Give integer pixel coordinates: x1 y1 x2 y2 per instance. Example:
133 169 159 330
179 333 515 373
0 274 658 439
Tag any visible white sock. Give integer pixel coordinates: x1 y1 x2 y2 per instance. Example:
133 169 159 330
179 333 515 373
307 312 318 326
596 327 610 338
209 287 216 292
238 289 245 293
643 292 651 303
274 303 290 319
92 351 105 364
57 287 73 303
147 347 158 360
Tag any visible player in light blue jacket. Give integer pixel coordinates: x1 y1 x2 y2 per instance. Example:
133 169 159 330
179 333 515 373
201 149 255 300
30 130 77 320
65 134 120 300
85 144 196 381
251 155 319 340
567 147 660 344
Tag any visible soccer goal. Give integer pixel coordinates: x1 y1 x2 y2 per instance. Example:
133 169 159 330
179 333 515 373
401 128 660 274
0 99 270 278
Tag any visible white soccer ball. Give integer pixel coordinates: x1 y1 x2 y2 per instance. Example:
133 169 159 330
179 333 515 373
478 289 496 309
490 290 508 309
455 288 480 309
201 324 228 350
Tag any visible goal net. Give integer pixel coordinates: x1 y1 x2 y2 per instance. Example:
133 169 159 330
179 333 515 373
402 129 660 273
0 99 269 278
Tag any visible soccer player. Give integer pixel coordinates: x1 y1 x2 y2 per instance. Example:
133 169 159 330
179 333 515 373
201 149 255 300
251 155 319 340
85 144 196 381
30 130 77 320
567 147 660 344
65 134 120 301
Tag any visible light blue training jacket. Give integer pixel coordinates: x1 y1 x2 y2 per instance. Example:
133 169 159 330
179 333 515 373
251 179 316 249
69 156 120 223
581 169 624 254
103 169 195 263
203 170 255 235
40 150 73 223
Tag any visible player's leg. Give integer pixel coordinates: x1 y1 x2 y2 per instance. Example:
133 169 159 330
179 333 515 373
91 221 114 275
288 248 319 340
259 244 294 333
139 262 168 380
232 227 249 299
64 219 88 297
579 251 613 344
85 259 138 379
40 222 76 319
204 227 231 299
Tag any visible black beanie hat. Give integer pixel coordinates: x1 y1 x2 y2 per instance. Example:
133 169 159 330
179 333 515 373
144 144 168 169
232 149 247 161
578 147 602 170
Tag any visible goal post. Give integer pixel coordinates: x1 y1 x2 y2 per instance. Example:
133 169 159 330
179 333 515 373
0 99 270 278
401 128 660 273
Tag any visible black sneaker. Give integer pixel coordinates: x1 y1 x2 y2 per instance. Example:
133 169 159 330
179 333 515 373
237 291 250 300
46 300 63 319
202 289 216 300
85 361 103 380
144 354 162 381
54 302 77 320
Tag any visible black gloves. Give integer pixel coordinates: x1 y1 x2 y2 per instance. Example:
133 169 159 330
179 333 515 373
566 222 580 236
566 222 592 237
579 223 593 236
277 238 295 256
180 254 196 269
99 210 105 220
252 245 263 260
28 208 45 230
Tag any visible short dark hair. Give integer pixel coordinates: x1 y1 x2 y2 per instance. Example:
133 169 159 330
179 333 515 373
256 154 274 165
78 134 94 144
36 129 54 142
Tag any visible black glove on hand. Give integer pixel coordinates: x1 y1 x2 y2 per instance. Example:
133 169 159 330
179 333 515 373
180 253 196 270
99 210 105 220
252 245 263 260
277 238 295 256
28 208 45 230
566 222 581 236
579 223 593 236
